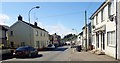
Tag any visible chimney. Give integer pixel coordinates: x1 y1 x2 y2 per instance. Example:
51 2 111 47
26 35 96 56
18 15 23 21
34 22 37 26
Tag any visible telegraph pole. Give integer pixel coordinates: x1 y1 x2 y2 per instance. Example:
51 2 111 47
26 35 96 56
85 10 87 51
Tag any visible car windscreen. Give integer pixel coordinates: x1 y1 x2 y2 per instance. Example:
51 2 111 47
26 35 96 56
16 47 34 51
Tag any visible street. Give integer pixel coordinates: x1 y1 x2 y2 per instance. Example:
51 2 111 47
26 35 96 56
1 45 118 63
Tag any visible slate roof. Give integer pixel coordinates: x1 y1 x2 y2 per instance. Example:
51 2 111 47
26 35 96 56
0 25 9 31
21 21 48 32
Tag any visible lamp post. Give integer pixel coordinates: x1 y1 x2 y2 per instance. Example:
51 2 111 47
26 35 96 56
72 29 77 35
28 6 40 46
28 6 40 24
72 28 77 45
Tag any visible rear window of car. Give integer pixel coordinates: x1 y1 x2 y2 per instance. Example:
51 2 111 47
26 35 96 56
16 46 35 51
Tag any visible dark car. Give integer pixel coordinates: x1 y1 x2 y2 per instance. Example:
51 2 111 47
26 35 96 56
13 46 38 57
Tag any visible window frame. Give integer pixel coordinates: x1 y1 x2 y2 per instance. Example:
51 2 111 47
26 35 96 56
107 31 116 47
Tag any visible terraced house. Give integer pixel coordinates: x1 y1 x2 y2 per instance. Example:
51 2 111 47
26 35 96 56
90 0 117 58
8 15 49 49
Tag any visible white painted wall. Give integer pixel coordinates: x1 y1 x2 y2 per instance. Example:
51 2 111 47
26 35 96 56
9 21 49 49
8 21 34 48
91 0 117 58
33 28 49 48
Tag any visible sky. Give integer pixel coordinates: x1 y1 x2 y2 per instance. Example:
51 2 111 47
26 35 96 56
0 1 104 38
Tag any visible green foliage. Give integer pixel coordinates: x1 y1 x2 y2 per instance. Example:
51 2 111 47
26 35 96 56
62 34 77 41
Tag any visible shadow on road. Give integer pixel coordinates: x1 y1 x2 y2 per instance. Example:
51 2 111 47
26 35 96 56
43 47 68 51
2 53 13 61
15 54 43 59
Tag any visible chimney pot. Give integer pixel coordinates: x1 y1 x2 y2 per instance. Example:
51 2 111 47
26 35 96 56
34 22 37 26
18 15 23 21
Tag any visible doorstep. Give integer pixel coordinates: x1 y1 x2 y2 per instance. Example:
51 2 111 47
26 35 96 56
89 49 105 55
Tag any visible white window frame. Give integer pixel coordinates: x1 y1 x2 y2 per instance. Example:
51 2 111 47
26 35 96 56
107 31 116 47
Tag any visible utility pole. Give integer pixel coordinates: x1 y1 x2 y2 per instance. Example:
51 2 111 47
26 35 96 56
85 10 87 51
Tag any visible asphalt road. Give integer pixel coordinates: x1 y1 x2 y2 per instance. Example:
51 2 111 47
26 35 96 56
2 46 71 61
1 45 119 63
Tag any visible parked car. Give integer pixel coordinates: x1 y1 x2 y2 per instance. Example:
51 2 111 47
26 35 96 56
13 46 38 57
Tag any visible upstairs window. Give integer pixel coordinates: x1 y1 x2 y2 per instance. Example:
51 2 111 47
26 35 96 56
40 31 42 36
10 31 13 36
36 30 38 36
108 0 114 16
101 9 104 22
96 14 98 25
44 32 45 37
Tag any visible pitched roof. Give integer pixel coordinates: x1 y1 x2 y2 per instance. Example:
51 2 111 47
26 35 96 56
0 25 9 31
89 0 110 19
21 21 48 32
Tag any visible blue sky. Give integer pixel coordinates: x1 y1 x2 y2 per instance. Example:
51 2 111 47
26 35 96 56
1 2 103 37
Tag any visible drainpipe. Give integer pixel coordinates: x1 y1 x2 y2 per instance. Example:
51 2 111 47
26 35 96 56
115 0 118 60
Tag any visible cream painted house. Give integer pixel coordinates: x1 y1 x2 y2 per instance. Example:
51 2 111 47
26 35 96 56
90 0 117 58
8 15 49 49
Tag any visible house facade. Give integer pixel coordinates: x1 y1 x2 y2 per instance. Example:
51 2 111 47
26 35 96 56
52 33 61 47
77 31 83 46
0 25 9 48
90 0 117 58
8 15 49 49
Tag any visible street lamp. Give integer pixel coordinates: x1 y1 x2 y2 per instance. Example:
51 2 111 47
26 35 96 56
72 29 77 35
72 28 78 45
28 6 40 46
28 6 40 24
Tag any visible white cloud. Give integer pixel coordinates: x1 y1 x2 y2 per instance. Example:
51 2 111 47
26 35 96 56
45 23 75 38
0 14 10 25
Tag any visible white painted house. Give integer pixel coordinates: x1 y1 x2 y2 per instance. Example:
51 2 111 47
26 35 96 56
77 31 83 46
8 15 49 49
90 0 117 58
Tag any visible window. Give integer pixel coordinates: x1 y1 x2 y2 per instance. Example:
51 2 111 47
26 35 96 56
10 42 14 48
21 42 25 46
108 0 114 16
101 9 104 22
36 41 40 48
92 35 95 44
96 33 99 48
36 30 38 36
10 31 13 36
107 31 115 47
40 31 42 36
96 14 98 25
44 32 45 37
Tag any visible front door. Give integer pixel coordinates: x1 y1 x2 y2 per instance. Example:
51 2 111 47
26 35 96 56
102 33 105 50
101 33 105 50
10 42 14 48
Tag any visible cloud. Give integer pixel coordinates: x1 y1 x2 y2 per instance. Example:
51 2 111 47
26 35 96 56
0 14 10 25
45 23 75 38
